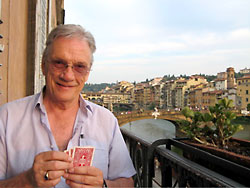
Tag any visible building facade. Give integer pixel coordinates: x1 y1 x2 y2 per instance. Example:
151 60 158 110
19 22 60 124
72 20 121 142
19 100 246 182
237 75 250 109
0 0 64 105
83 67 249 112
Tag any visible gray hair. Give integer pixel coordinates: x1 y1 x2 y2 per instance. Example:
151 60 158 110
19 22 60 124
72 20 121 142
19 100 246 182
42 24 96 67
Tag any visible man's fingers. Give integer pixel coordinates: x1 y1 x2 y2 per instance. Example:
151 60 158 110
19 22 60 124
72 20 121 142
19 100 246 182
33 151 73 175
63 166 103 187
64 173 102 186
31 151 74 187
42 178 62 187
42 160 73 171
68 166 102 176
37 151 72 162
65 179 93 188
46 170 65 180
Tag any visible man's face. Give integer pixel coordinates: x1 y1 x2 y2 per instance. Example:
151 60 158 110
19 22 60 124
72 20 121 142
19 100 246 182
42 37 91 104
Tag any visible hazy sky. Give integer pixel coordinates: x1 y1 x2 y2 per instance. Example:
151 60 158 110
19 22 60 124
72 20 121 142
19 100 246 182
64 0 250 84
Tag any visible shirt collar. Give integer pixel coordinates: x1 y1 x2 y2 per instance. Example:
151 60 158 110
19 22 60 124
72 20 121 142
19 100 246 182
33 88 46 113
33 88 93 116
79 94 93 115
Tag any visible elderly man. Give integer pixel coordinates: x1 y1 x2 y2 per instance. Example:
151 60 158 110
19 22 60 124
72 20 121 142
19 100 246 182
0 24 136 187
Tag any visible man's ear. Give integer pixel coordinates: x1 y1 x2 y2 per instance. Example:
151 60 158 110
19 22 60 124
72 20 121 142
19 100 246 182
41 60 46 75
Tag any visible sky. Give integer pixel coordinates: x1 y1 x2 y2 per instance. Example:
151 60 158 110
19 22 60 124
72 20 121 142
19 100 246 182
64 0 250 84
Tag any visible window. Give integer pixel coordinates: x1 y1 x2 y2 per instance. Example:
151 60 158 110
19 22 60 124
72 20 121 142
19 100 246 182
247 90 249 95
246 98 249 102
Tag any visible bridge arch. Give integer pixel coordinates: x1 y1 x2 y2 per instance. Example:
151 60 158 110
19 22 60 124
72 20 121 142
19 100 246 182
116 110 186 137
116 111 185 126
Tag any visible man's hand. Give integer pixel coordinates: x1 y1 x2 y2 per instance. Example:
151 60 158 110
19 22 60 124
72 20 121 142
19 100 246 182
63 166 104 187
30 151 73 187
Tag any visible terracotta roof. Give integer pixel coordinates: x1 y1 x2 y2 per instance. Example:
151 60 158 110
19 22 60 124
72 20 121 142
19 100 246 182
227 67 234 71
190 75 205 79
177 80 187 83
237 75 250 80
209 90 224 94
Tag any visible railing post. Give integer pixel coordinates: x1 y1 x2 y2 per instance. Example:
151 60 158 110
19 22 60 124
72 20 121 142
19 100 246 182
162 140 173 187
146 139 169 187
142 146 149 187
161 157 173 187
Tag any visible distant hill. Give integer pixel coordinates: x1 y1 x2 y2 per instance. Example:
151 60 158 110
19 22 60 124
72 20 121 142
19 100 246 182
163 72 244 82
83 72 244 92
83 83 115 92
162 74 217 82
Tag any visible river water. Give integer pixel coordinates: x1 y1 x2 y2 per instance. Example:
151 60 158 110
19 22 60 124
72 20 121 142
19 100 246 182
121 119 176 143
121 119 250 142
234 124 250 140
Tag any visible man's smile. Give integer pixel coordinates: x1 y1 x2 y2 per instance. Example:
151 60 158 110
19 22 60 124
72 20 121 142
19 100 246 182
56 82 76 88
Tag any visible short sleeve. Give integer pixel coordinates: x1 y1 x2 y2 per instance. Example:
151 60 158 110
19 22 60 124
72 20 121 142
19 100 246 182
107 118 136 180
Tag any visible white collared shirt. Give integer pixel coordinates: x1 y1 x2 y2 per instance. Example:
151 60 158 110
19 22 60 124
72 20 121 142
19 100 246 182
0 92 136 187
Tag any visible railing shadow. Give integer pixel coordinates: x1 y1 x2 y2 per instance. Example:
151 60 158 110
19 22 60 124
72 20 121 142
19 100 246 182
121 128 248 187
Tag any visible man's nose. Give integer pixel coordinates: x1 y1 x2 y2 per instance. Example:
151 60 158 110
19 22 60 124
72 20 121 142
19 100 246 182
61 66 75 80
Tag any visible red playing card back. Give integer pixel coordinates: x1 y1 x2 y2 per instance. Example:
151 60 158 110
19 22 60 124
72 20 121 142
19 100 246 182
64 150 70 155
73 146 95 167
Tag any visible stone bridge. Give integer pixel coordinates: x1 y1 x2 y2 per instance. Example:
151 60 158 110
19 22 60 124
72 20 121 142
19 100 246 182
115 109 245 127
115 110 186 127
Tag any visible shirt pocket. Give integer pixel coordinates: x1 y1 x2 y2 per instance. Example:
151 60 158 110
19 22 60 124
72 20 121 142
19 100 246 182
80 139 109 177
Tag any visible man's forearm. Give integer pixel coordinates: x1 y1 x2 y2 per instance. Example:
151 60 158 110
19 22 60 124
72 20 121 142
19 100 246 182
106 177 134 187
0 169 33 188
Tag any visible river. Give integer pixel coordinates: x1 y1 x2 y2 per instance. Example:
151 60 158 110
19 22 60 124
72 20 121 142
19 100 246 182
234 123 250 140
121 119 250 142
121 119 176 143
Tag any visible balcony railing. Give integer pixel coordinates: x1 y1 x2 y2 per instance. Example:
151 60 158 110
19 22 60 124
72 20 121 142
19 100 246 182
121 128 249 187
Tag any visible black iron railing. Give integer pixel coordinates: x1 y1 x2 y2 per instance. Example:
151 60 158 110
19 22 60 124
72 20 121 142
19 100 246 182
121 128 249 187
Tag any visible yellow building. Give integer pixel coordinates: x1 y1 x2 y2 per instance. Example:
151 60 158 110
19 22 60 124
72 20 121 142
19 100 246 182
102 93 132 105
165 80 176 109
237 75 250 109
193 88 203 109
202 90 223 108
134 88 144 109
174 76 207 108
82 92 103 104
188 84 208 109
143 85 153 108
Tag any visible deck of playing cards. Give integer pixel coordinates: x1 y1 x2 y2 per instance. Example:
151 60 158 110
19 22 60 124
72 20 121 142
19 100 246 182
64 146 95 167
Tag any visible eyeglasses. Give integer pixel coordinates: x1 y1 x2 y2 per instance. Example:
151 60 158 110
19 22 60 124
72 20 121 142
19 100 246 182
50 60 90 75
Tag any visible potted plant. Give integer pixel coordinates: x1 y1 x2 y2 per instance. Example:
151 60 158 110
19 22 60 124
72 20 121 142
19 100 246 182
177 98 250 167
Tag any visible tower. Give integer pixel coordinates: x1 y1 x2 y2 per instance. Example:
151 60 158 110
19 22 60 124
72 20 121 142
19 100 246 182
227 67 235 89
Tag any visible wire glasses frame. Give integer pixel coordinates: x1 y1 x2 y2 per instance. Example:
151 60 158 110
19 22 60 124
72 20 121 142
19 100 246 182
50 60 90 75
